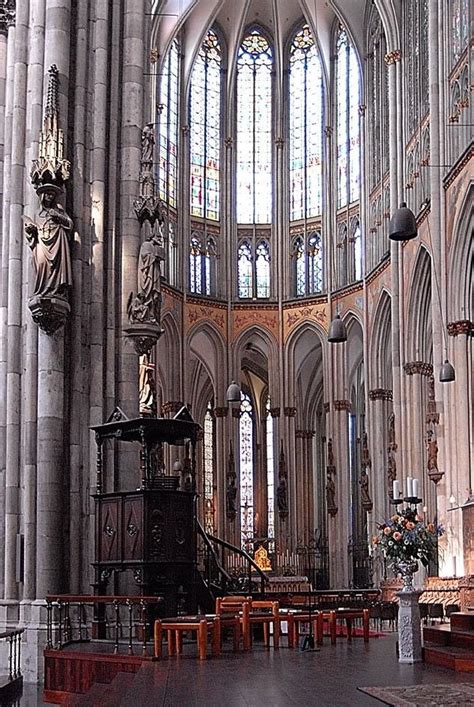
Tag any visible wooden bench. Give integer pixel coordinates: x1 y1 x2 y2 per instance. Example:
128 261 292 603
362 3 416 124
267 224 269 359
280 609 323 648
154 616 221 660
335 608 370 642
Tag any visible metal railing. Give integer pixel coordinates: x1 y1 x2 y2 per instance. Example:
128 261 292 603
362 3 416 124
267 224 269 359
45 595 162 656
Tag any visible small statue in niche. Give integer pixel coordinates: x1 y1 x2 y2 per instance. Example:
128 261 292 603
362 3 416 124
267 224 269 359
361 431 371 470
426 428 439 473
387 447 397 484
327 438 335 468
226 475 237 517
24 184 73 299
276 476 288 514
326 472 337 516
141 123 155 167
139 354 156 417
360 470 373 512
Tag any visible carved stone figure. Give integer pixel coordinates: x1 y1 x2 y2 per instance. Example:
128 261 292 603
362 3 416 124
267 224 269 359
226 476 237 515
361 431 371 470
127 232 163 325
360 470 373 512
24 185 73 298
426 429 438 472
387 448 397 484
141 123 155 167
327 438 335 468
276 476 288 513
139 354 156 416
326 473 337 516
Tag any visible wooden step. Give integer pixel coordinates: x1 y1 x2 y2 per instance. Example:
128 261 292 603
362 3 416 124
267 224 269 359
423 643 474 672
423 625 451 645
65 671 137 706
451 612 474 631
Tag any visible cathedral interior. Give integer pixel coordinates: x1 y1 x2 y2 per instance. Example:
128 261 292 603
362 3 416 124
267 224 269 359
0 0 472 691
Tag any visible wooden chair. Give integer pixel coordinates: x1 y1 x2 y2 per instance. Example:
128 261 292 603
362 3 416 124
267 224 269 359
244 600 281 650
215 596 248 650
282 609 322 648
335 608 370 642
154 616 221 660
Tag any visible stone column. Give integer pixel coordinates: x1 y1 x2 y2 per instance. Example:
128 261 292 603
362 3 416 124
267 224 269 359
385 49 403 496
5 0 28 600
35 0 71 599
0 3 15 599
22 0 46 601
397 589 423 663
68 0 90 594
118 0 145 487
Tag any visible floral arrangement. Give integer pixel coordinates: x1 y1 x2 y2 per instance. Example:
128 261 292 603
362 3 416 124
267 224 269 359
373 507 443 568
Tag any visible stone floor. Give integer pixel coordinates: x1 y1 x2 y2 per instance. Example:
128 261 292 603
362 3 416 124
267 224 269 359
18 633 474 706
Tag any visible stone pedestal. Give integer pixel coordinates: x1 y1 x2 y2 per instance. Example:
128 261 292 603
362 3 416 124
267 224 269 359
396 589 423 663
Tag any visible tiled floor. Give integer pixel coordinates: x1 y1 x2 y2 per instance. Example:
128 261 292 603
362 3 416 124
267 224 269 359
18 633 474 706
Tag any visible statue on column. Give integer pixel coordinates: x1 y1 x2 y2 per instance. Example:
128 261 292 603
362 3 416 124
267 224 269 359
426 428 443 484
360 431 373 512
277 441 288 519
125 123 165 356
326 472 337 517
226 442 237 520
25 184 73 298
387 412 397 486
26 65 72 334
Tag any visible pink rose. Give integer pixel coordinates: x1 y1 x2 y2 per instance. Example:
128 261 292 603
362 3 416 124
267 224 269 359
393 531 402 541
383 527 392 535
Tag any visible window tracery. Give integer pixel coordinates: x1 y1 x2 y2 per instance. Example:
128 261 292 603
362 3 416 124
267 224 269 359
336 27 360 208
189 233 216 295
237 29 273 224
189 30 221 220
158 39 179 208
289 24 323 220
239 393 254 547
238 239 271 299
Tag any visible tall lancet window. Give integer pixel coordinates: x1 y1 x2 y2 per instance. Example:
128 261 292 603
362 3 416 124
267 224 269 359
266 397 275 546
158 39 179 208
236 29 273 224
189 30 221 220
203 402 215 534
336 27 360 208
289 24 323 220
239 393 254 547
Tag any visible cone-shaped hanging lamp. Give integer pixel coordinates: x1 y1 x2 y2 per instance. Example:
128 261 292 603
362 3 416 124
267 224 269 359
439 359 455 383
226 380 241 403
328 314 347 343
389 202 417 241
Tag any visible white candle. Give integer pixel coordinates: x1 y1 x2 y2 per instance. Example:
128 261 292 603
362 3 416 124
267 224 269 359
393 480 400 499
412 479 419 499
406 477 413 498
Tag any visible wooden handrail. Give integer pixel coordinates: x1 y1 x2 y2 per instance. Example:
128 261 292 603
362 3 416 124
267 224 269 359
196 519 233 584
46 595 162 603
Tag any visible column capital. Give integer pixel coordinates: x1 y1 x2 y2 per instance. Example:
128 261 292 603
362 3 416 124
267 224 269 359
447 320 473 336
214 406 228 418
384 49 401 65
269 407 280 418
403 361 433 377
368 388 393 401
333 399 351 412
284 406 297 417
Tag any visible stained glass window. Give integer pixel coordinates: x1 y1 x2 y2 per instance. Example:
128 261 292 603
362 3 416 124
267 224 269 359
189 234 215 295
237 29 273 223
449 0 469 67
239 393 254 547
404 1 430 137
204 403 215 534
158 40 179 207
190 30 221 220
336 28 360 207
238 241 253 298
190 235 202 294
266 397 275 545
308 232 323 293
255 241 270 298
353 221 362 281
293 237 305 296
289 25 323 220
